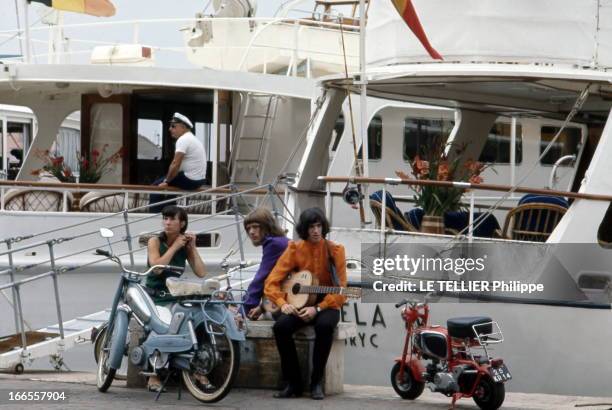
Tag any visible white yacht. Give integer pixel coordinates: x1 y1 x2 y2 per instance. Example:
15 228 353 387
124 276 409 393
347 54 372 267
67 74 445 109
1 0 611 399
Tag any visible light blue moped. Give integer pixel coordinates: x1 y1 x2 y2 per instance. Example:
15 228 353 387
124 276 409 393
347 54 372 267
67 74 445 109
94 231 245 403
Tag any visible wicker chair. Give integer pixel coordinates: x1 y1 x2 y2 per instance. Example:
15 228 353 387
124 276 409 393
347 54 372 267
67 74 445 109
501 202 567 242
370 199 418 232
79 192 132 212
3 189 72 212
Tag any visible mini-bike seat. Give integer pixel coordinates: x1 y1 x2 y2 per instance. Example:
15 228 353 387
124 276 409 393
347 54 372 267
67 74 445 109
166 277 221 297
447 316 492 339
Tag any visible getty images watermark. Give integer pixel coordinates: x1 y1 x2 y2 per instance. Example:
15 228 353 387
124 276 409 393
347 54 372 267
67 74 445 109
359 242 600 304
370 253 543 294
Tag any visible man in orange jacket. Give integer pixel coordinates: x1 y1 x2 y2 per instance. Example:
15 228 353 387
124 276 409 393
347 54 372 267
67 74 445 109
264 207 347 400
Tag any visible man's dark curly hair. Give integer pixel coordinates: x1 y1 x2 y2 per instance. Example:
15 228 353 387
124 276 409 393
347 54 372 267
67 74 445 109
295 207 330 240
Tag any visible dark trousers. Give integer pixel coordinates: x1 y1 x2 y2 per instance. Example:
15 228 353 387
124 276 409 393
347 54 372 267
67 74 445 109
273 309 340 388
149 172 208 213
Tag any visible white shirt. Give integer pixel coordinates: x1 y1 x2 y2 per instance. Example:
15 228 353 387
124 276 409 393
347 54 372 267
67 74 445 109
175 131 206 180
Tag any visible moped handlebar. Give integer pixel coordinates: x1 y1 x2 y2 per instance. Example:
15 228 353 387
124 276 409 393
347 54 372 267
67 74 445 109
395 299 409 308
95 248 184 277
395 299 427 309
96 249 111 257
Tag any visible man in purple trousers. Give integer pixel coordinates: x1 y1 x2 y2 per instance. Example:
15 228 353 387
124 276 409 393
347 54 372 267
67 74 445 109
243 208 289 320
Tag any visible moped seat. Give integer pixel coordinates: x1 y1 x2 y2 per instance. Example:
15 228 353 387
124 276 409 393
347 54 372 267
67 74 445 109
447 316 492 339
166 277 220 297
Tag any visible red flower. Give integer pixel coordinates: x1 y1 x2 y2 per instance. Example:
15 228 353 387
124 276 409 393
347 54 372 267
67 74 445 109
465 160 484 176
469 174 483 185
52 156 64 166
92 149 100 157
411 155 430 179
437 161 450 181
82 159 89 168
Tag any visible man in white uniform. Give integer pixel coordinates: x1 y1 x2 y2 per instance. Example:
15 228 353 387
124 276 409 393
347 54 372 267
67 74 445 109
150 113 208 212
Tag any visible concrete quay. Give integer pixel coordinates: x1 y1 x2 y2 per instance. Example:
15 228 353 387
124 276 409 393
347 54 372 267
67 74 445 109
0 371 610 409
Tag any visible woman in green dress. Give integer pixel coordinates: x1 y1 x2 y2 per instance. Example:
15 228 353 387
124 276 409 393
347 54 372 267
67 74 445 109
145 205 207 304
145 205 207 390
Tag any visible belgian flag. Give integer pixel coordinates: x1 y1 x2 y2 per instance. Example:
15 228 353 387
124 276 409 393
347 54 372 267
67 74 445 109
389 0 442 60
28 0 116 17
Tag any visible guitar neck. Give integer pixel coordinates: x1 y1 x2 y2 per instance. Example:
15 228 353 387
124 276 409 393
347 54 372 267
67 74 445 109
299 285 347 295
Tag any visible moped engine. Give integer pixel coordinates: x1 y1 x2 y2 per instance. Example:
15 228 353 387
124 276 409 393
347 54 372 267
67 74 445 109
431 372 459 394
130 346 146 367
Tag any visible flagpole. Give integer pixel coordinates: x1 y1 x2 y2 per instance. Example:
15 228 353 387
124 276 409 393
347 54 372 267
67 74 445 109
22 0 31 63
359 0 369 224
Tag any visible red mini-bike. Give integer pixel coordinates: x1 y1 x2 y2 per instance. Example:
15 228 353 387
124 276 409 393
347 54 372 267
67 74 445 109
391 298 511 410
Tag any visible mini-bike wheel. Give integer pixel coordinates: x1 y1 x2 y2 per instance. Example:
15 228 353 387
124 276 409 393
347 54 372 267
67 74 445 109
473 375 505 410
181 325 240 403
390 362 425 400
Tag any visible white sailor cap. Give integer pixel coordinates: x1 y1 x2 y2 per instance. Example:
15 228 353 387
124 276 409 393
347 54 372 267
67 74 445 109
170 112 193 129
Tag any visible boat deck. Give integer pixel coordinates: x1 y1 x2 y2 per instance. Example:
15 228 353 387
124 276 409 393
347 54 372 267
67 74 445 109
0 371 609 409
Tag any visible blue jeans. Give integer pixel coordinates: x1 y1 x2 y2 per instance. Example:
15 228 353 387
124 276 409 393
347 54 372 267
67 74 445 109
149 172 208 213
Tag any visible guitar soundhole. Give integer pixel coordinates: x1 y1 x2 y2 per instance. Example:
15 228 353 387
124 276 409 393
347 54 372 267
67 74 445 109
292 283 301 294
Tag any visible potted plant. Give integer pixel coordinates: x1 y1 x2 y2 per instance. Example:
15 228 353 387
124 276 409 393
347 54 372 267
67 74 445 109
396 137 487 234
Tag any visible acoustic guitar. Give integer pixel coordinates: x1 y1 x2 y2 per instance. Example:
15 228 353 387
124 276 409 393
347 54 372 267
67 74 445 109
262 270 361 314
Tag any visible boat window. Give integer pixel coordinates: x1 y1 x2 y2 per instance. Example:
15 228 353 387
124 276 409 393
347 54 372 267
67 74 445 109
540 126 582 165
358 115 382 160
195 122 213 161
403 117 454 162
137 119 163 160
330 113 345 152
49 111 81 173
2 120 33 180
479 122 523 164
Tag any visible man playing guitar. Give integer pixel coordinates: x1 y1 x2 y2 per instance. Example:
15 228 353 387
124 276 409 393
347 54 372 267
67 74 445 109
264 207 347 400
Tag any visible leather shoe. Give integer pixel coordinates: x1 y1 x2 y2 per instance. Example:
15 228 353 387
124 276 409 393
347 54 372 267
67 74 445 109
311 382 324 400
273 384 303 398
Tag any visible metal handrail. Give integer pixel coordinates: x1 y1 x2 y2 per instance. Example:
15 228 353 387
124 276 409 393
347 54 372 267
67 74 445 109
0 183 283 368
0 183 277 245
318 176 612 202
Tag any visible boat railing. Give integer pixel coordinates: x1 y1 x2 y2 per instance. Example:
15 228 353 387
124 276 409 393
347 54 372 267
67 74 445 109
0 180 281 213
318 175 612 242
0 181 287 368
0 15 358 73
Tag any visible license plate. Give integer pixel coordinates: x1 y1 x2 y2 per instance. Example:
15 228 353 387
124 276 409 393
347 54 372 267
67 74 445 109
489 364 512 382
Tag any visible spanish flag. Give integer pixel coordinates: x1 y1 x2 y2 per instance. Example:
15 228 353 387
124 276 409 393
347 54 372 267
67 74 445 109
390 0 442 60
28 0 116 17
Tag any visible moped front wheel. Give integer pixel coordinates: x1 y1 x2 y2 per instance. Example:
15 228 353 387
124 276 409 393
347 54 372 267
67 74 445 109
96 325 117 392
181 324 241 403
390 362 425 400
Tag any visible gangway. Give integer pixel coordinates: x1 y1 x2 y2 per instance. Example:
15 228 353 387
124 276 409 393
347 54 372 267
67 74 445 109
0 309 110 373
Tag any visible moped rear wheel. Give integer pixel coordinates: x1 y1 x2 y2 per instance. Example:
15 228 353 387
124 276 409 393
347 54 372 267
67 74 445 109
181 325 240 403
96 325 116 392
473 375 505 410
390 362 425 400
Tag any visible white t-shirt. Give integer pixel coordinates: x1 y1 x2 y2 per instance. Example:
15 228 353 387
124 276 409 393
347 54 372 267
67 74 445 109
175 131 206 180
